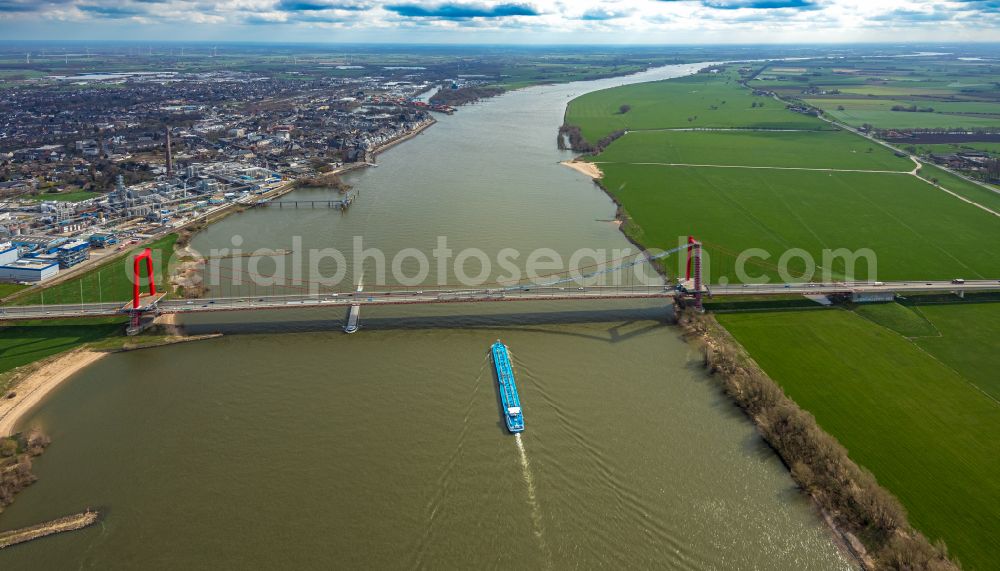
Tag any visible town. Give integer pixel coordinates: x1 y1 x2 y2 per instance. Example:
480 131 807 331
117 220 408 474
0 65 466 284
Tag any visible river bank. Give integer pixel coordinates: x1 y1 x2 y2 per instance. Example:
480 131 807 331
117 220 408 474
0 329 222 439
0 350 106 438
675 304 956 570
560 159 603 179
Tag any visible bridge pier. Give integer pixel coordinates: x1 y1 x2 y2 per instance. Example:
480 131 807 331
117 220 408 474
683 236 705 312
126 310 160 336
344 278 363 333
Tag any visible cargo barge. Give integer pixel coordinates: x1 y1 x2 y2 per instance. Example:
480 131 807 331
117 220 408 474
490 340 525 433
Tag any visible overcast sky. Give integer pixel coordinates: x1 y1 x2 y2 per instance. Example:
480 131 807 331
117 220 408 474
0 0 998 43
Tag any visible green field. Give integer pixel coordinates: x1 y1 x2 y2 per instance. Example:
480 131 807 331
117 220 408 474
916 163 1000 212
751 56 1000 134
913 141 1000 158
566 55 1000 570
0 317 126 384
9 234 177 306
853 301 938 337
25 191 100 203
564 70 831 143
718 308 1000 570
593 129 914 171
910 302 1000 402
804 98 1000 130
599 164 999 281
0 283 27 299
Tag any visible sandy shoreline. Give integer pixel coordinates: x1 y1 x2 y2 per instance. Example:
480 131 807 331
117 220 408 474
560 160 604 179
0 349 107 437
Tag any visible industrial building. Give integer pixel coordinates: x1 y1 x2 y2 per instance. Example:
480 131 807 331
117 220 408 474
0 257 59 283
56 239 91 269
88 233 118 248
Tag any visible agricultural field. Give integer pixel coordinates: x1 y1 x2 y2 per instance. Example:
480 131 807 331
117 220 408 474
911 141 1000 158
599 164 999 282
803 98 1000 130
750 56 1000 132
570 62 1000 569
592 129 914 171
564 68 832 143
9 234 178 307
915 163 1000 213
909 302 1000 401
567 65 999 284
718 308 1000 571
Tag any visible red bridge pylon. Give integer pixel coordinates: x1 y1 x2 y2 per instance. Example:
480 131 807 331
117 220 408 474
127 248 158 334
683 235 704 310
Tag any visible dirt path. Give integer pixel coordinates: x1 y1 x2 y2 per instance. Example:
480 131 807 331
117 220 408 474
593 161 912 174
0 350 106 437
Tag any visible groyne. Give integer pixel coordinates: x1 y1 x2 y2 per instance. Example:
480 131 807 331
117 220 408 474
0 510 99 549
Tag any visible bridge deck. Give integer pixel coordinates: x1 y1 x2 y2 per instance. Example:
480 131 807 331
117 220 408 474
123 293 166 312
1 280 996 321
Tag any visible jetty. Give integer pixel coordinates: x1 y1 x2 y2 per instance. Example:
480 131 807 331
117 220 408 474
0 510 99 549
254 193 355 210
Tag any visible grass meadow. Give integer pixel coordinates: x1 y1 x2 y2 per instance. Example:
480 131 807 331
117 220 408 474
564 71 831 143
804 98 1000 130
599 164 1000 281
25 191 101 203
910 302 1000 402
593 129 914 171
9 234 178 307
0 317 126 382
916 163 1000 213
718 308 1000 570
568 57 1000 570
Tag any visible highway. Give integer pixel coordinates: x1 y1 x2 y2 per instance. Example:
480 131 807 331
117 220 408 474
1 280 997 321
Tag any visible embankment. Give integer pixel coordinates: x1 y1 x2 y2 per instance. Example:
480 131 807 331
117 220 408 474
674 303 958 570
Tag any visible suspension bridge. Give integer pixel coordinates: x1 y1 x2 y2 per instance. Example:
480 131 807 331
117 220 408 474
0 237 995 333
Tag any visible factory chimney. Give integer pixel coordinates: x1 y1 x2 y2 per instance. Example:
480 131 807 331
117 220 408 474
165 127 173 177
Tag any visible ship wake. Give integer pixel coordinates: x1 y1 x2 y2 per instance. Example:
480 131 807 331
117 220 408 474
515 433 552 568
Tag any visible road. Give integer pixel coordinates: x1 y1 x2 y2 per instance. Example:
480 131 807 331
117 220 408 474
1 280 996 321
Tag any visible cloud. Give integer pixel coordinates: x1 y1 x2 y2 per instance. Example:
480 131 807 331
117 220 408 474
276 0 369 11
0 0 71 12
699 0 816 9
952 0 1000 13
1 0 999 41
384 2 540 19
579 7 628 20
871 8 950 23
78 3 148 17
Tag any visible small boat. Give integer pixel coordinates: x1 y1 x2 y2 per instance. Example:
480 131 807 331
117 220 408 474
490 340 525 433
